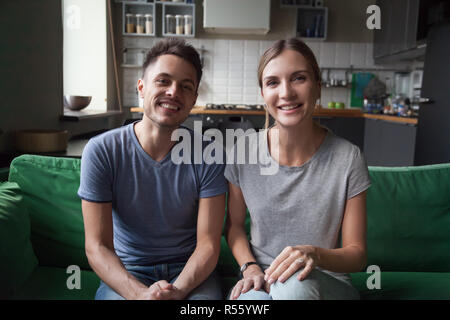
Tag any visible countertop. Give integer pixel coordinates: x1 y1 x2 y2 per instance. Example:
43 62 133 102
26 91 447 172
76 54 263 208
130 106 417 124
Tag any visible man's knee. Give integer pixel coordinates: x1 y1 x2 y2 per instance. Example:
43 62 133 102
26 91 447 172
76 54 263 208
270 270 321 300
95 281 126 300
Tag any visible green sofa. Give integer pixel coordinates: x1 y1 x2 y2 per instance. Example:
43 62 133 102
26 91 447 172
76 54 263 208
1 154 449 300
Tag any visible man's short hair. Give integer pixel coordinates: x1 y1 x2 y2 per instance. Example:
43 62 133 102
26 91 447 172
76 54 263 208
142 38 202 89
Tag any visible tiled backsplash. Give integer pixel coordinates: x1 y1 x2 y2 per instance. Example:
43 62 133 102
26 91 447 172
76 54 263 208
122 38 412 108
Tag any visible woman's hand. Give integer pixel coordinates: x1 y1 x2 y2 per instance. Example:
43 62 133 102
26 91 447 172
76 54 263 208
264 245 319 284
230 267 269 300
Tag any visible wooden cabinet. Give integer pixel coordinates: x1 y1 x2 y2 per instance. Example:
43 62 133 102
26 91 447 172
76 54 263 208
364 118 417 166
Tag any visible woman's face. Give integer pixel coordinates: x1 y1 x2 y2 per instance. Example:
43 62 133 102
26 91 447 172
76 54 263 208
261 49 320 128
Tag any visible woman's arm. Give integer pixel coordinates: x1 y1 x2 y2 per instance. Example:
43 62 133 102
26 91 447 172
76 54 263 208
226 181 268 298
264 191 367 283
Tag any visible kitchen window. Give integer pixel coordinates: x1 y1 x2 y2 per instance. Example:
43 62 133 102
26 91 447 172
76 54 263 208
63 0 107 112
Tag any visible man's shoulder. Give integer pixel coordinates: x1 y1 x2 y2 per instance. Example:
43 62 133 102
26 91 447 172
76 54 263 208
88 124 132 146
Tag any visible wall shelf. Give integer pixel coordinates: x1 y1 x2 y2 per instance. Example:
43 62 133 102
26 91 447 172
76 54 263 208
123 2 156 36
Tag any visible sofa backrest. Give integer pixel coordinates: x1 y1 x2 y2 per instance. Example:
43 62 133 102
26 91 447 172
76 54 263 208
366 164 450 272
8 155 89 270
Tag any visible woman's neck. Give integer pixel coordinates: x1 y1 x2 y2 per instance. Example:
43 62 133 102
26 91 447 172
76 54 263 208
268 120 326 167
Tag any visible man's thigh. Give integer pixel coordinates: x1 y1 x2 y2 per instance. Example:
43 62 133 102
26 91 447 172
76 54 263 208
173 270 223 300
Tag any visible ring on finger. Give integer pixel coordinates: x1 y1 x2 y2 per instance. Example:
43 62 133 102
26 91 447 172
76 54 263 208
295 258 305 264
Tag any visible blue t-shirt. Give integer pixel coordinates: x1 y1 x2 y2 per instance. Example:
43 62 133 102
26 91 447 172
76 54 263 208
78 122 228 266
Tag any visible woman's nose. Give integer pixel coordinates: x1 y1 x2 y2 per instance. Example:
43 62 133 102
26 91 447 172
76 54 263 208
279 81 296 99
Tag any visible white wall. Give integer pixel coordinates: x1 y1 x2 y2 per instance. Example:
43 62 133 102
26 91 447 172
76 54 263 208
63 0 107 110
121 38 411 108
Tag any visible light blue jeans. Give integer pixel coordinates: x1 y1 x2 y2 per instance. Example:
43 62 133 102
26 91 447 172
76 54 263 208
95 262 222 300
234 268 360 300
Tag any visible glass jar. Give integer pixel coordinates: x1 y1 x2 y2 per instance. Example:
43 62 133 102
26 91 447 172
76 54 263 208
165 14 175 34
126 13 135 33
135 14 145 34
184 15 192 35
175 15 184 35
145 14 153 34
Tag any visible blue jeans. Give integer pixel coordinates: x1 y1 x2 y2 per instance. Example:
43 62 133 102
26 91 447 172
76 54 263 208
95 262 222 300
233 268 360 300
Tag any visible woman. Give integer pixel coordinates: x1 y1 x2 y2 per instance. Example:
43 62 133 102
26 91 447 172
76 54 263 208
224 38 371 300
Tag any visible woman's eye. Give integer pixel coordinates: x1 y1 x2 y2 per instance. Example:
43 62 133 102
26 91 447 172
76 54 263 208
293 76 306 82
266 80 278 87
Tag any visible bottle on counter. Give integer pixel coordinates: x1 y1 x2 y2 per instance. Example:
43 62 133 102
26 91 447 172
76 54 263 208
136 14 145 34
175 15 184 35
184 14 192 35
145 14 153 34
126 13 135 33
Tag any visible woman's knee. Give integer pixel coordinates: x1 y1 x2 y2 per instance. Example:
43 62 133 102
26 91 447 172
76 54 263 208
269 270 321 300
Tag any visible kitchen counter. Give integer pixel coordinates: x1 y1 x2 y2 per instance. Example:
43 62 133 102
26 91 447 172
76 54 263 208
130 106 418 124
130 106 365 118
362 113 418 125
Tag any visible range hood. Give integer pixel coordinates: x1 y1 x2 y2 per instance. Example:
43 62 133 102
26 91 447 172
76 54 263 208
203 0 270 35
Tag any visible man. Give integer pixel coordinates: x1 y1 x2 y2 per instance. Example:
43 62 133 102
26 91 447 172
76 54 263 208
78 39 227 300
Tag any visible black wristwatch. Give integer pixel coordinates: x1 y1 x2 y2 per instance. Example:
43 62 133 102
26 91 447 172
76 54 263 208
240 261 258 275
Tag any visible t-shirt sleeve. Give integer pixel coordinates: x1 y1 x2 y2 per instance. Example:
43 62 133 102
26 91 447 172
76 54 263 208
347 146 371 199
198 161 228 198
77 139 113 202
224 163 240 187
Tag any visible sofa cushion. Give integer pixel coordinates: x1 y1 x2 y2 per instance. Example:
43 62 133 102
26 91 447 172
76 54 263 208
351 271 450 300
0 181 39 298
8 155 89 270
11 266 100 300
366 164 450 272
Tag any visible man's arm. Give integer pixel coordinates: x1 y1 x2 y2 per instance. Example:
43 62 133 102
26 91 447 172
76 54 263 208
169 193 226 299
82 200 160 300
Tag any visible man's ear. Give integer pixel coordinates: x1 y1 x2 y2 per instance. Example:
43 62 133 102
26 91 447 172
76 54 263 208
137 79 144 98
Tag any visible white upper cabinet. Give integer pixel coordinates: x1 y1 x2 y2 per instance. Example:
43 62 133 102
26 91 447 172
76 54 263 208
203 0 270 35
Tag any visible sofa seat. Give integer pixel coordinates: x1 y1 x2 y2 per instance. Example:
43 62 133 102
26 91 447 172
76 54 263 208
11 266 99 300
351 272 450 300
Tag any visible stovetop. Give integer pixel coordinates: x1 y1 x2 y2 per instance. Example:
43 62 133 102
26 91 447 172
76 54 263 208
205 103 265 111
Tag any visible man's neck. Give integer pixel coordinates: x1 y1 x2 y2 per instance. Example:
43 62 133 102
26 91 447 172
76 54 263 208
134 117 180 162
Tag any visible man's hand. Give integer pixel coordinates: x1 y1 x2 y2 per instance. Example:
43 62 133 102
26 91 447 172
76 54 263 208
135 280 186 300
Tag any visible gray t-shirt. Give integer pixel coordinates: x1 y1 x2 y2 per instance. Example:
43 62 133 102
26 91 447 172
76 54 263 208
224 128 371 282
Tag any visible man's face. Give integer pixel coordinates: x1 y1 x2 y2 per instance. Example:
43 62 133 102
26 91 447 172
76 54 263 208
137 54 198 129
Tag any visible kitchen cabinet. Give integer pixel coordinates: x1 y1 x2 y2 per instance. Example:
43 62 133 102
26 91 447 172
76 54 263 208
315 117 365 151
203 0 270 35
122 2 155 36
122 1 195 37
161 2 195 37
364 118 417 166
373 0 425 63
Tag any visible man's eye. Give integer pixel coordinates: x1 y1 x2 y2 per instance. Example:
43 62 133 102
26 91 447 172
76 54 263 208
183 85 194 91
156 79 169 85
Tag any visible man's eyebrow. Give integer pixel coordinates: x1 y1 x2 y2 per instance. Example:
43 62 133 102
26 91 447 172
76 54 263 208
154 73 196 85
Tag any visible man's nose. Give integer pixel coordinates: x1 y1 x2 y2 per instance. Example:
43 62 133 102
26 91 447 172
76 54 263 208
165 82 180 96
